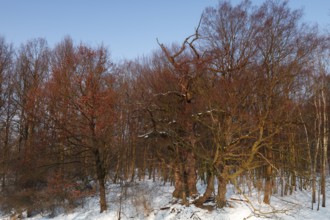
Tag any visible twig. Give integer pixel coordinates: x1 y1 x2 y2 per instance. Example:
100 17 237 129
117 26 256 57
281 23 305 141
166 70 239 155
190 211 201 219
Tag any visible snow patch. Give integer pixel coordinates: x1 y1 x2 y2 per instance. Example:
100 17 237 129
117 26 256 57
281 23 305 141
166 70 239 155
2 179 330 220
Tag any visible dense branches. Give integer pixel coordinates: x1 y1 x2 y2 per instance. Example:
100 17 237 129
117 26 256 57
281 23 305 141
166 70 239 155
0 0 329 216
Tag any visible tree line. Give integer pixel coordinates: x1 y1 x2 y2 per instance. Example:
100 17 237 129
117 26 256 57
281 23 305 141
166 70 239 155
0 0 329 216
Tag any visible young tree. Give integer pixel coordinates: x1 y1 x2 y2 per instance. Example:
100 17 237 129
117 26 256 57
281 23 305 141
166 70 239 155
0 37 14 192
46 40 116 212
9 38 50 215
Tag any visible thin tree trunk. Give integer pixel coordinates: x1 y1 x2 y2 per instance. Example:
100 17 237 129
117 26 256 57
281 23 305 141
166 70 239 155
94 148 107 213
130 141 136 182
263 149 272 204
2 120 10 191
312 94 321 204
321 80 327 207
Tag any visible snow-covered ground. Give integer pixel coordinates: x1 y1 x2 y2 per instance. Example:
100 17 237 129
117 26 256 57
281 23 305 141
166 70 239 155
1 179 330 220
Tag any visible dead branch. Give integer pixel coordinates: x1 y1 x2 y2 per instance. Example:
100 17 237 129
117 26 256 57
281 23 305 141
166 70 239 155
156 14 203 67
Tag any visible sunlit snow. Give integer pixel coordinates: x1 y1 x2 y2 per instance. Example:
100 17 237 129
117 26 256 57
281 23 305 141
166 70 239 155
2 178 329 220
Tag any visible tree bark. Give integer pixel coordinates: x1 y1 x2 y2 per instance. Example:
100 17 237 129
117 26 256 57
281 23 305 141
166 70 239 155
194 171 214 207
263 164 272 204
172 162 184 198
94 148 107 213
321 80 327 208
185 151 198 197
263 147 272 204
1 115 10 191
216 174 227 208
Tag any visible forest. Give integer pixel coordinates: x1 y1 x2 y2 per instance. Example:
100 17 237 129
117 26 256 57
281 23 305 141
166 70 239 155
0 0 330 218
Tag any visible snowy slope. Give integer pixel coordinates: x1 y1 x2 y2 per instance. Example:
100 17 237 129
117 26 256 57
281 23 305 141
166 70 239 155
1 179 330 220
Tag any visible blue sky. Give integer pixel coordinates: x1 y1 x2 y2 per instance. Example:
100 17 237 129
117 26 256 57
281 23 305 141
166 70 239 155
0 0 329 60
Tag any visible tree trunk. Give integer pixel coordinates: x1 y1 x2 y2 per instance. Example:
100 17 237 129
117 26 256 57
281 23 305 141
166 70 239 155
94 148 107 213
216 174 227 208
313 90 322 205
263 147 272 204
130 141 136 182
185 151 197 197
98 177 107 213
263 164 272 204
2 116 10 191
280 169 284 197
194 171 214 207
172 162 184 198
321 82 327 208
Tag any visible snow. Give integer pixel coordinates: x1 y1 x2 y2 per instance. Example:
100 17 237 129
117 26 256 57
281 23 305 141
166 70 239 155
1 179 330 220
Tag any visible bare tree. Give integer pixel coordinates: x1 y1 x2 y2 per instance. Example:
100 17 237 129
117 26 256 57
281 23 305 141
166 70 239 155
0 37 14 192
46 40 116 212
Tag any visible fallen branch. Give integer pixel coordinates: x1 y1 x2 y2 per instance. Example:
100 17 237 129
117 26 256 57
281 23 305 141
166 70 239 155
230 197 249 202
234 183 293 219
160 207 170 210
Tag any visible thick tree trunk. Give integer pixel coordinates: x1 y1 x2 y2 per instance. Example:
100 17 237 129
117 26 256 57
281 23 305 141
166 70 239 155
172 162 184 198
173 149 197 205
185 151 197 197
216 174 227 208
194 171 214 207
263 147 272 204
